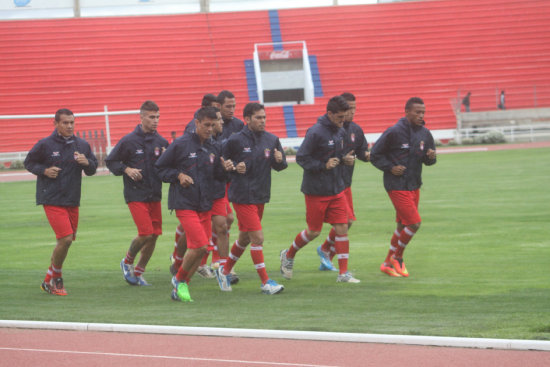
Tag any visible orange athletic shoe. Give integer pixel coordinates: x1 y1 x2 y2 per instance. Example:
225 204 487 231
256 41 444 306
380 263 401 277
390 256 409 277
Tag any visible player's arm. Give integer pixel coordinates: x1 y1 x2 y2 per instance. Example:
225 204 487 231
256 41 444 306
369 130 395 172
423 131 437 166
154 143 181 183
24 141 49 176
80 143 98 176
296 132 326 171
105 140 129 176
271 138 288 171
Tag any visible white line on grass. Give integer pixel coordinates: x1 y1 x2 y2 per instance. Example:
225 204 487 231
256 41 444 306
1 320 549 351
0 347 338 367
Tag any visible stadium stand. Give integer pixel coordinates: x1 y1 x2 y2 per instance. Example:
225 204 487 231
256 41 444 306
1 0 549 155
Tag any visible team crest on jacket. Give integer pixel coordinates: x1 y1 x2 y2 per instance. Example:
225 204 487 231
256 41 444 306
264 148 270 158
52 151 60 157
350 133 355 142
73 152 79 160
210 153 215 164
189 152 197 158
154 147 160 156
243 147 252 153
328 140 334 146
401 143 410 149
420 141 425 151
136 149 144 154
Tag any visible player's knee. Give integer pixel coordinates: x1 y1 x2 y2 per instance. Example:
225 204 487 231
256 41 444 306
409 222 421 231
306 229 320 240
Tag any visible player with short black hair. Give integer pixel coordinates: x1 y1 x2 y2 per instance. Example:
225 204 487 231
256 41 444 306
156 106 235 302
216 102 288 295
106 100 169 286
316 92 370 271
280 96 361 283
370 97 437 277
25 108 98 296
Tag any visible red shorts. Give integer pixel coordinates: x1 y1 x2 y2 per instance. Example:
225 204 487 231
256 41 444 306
176 210 211 249
388 190 421 226
43 205 79 240
305 192 348 232
128 201 162 236
343 186 356 221
211 196 229 217
233 203 264 232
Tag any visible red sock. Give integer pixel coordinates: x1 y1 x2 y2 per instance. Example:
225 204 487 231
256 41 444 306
44 264 61 282
210 233 221 264
395 227 416 258
385 229 401 264
134 266 144 277
334 234 349 274
287 230 310 258
124 251 135 265
176 267 190 283
172 254 183 272
250 244 269 284
223 240 246 275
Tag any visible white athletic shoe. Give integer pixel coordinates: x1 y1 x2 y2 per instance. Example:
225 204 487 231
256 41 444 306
261 279 284 295
196 265 215 279
280 249 294 279
336 272 361 283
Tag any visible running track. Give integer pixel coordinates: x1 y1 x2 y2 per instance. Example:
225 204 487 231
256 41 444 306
2 141 550 366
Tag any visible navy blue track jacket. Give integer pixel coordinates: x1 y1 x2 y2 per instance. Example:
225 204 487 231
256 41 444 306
154 132 226 212
223 126 287 204
221 116 245 140
370 117 436 191
24 130 98 206
342 120 369 188
296 114 346 196
105 125 169 203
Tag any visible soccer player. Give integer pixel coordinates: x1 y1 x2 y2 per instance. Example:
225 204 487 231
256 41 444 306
184 93 220 135
316 92 370 271
280 96 360 283
217 90 245 139
106 101 169 286
24 108 98 296
370 97 437 277
216 102 288 295
169 108 233 286
155 106 234 302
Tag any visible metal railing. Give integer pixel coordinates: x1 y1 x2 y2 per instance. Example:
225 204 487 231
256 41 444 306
0 106 138 166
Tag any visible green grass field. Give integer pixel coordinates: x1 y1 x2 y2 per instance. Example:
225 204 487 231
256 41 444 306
1 148 549 340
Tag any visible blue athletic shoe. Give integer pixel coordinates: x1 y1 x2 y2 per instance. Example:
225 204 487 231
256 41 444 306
120 259 138 285
135 275 151 286
214 265 232 292
261 279 284 295
317 246 337 272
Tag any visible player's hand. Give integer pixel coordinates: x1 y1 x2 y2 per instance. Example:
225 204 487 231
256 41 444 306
274 149 283 163
74 151 89 167
125 167 143 181
178 173 194 187
325 157 340 170
236 162 246 174
343 150 355 166
427 148 436 160
365 151 371 162
44 166 62 179
221 157 235 171
391 165 406 176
